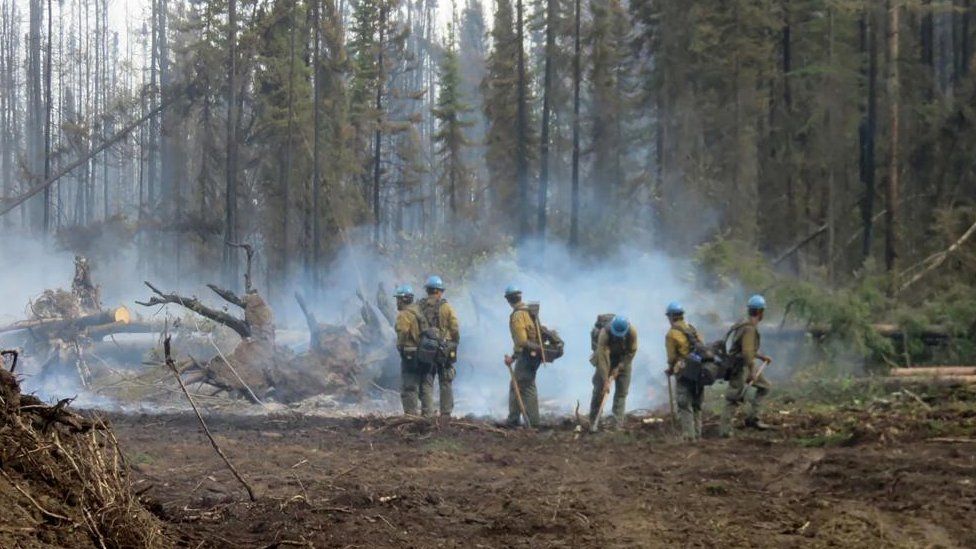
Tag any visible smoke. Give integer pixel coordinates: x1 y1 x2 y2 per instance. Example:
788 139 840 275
293 238 723 417
440 241 700 417
1 224 803 417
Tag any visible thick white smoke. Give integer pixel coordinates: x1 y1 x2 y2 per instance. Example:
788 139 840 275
2 228 785 417
297 239 724 417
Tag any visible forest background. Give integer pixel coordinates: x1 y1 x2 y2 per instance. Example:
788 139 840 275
1 0 975 370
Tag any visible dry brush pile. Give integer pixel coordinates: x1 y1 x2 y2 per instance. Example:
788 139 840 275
0 355 169 548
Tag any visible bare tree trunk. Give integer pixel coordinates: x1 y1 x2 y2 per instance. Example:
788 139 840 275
281 0 298 290
43 0 52 232
148 0 159 210
372 3 386 244
538 0 555 243
516 0 529 245
312 0 321 288
859 8 879 262
224 0 239 287
569 0 581 248
0 0 9 229
826 8 836 281
27 0 45 232
885 0 900 278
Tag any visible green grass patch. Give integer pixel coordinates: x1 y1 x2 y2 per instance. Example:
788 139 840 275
423 438 465 454
796 432 851 448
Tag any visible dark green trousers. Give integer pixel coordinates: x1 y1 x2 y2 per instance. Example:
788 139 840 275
401 359 434 416
507 356 541 426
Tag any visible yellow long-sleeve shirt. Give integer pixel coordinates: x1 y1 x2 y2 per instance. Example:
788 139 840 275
395 304 423 352
509 302 538 355
730 319 761 378
595 325 638 372
665 320 699 367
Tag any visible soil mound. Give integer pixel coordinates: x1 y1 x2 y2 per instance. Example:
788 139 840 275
0 355 169 548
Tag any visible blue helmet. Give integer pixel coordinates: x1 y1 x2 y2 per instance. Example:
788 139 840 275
424 275 445 291
609 315 631 337
665 301 684 316
747 294 766 310
394 284 414 298
504 284 521 297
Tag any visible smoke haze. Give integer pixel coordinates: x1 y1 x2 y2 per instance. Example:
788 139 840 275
1 228 797 417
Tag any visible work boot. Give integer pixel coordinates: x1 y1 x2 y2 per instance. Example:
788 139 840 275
744 417 771 431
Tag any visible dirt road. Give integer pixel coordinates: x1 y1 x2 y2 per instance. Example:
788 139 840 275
111 403 976 548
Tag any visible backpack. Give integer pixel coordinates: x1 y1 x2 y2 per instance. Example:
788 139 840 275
591 314 616 351
417 298 455 366
517 302 564 363
717 320 758 374
675 323 729 386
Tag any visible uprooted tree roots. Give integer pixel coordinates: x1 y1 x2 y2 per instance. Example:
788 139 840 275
0 365 169 548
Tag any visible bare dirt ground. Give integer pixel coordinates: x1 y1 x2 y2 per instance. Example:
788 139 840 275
106 382 976 549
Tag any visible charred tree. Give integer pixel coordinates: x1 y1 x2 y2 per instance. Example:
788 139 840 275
224 0 240 287
538 0 555 241
515 0 529 244
569 0 581 248
885 0 900 278
859 8 879 262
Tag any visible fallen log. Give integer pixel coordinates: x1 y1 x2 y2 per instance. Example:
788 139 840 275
0 307 130 336
86 320 167 341
886 375 976 384
890 367 976 377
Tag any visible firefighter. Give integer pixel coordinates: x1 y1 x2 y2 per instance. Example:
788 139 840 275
394 285 433 416
664 301 705 442
503 285 543 427
417 275 461 417
589 315 638 430
720 294 773 437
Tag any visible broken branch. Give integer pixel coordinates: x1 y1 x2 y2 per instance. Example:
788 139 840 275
207 284 246 309
137 282 251 339
897 217 976 294
227 242 255 293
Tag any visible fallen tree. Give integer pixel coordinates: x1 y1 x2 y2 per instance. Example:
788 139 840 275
138 250 397 404
0 256 164 385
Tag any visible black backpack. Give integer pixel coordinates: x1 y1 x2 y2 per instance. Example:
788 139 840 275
519 302 564 363
675 324 730 386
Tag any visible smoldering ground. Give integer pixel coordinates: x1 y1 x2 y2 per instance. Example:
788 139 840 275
0 229 801 417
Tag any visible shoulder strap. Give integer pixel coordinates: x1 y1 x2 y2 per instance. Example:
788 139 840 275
675 323 702 347
725 321 748 353
509 303 530 323
407 306 429 331
421 298 442 329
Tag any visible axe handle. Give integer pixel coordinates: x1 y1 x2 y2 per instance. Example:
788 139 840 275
745 359 770 388
591 368 619 432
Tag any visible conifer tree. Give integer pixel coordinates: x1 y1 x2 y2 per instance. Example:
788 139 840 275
433 21 474 221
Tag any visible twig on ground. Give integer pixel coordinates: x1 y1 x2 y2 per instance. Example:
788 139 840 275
164 336 256 501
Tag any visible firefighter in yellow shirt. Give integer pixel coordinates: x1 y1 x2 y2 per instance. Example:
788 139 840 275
589 315 638 431
664 302 705 441
394 285 433 416
503 285 544 427
417 276 460 417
